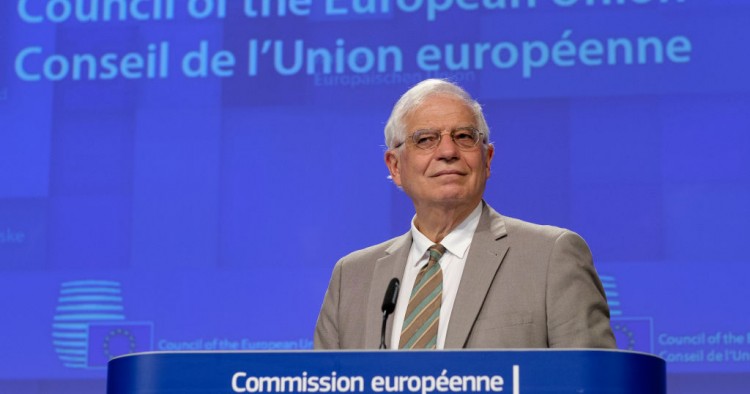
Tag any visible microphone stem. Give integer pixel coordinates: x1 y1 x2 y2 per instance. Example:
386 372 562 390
379 310 388 349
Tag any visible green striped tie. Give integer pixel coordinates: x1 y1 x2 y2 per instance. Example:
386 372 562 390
399 244 446 349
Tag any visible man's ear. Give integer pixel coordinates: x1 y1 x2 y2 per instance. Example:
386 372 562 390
484 143 494 179
384 150 402 187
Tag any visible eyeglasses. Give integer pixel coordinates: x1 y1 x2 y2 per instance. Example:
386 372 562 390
394 127 485 151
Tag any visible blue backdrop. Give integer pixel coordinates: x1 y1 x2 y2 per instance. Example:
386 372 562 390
1 1 749 392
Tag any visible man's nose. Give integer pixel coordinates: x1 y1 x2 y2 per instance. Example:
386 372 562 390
435 132 459 159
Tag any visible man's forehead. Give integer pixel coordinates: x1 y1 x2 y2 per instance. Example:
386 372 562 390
415 93 470 109
405 95 476 127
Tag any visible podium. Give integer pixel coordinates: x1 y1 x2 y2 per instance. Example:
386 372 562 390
107 349 665 393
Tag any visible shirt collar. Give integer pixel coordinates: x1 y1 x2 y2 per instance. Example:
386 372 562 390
409 202 483 265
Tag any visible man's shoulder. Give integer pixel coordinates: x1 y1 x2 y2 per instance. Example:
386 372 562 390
486 208 593 265
486 206 584 246
503 215 568 238
336 233 408 266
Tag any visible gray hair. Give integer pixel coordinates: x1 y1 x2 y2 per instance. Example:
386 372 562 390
384 79 491 150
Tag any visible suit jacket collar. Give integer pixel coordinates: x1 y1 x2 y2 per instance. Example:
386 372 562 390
364 232 412 349
444 202 510 348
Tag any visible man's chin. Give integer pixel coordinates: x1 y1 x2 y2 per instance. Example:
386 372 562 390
422 193 478 208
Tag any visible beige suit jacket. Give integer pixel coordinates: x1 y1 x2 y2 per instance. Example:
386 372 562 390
314 203 616 349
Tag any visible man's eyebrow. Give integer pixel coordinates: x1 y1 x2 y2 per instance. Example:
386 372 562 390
411 125 477 132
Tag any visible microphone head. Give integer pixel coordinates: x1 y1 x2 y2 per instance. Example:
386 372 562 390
381 278 400 315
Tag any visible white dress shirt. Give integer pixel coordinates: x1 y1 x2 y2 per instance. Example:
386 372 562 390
389 203 482 349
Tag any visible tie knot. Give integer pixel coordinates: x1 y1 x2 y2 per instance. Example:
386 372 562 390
427 244 446 262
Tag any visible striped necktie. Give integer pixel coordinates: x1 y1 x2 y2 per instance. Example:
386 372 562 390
399 244 446 349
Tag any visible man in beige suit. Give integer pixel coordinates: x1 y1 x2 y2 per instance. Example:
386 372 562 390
314 79 616 350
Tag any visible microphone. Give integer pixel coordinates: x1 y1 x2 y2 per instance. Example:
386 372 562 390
380 278 400 349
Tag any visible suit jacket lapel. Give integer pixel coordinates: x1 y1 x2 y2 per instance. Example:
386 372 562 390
444 203 509 348
364 232 412 349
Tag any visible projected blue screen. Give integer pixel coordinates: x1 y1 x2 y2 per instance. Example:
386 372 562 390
1 1 749 392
